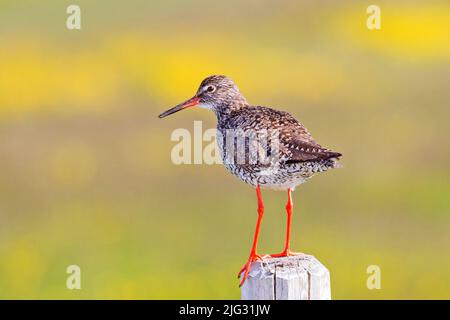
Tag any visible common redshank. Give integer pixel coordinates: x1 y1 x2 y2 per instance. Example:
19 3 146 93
159 75 342 286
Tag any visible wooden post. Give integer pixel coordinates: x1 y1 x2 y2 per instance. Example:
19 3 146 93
241 254 331 300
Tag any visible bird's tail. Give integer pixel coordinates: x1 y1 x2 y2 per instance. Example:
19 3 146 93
329 157 343 169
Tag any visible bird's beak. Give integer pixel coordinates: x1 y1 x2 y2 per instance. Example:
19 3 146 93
158 96 200 118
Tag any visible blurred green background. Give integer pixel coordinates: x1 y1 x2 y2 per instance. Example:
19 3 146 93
0 0 449 299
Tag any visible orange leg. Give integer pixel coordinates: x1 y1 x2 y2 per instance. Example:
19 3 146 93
270 188 302 257
238 185 266 286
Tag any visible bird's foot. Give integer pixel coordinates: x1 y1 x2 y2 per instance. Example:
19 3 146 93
269 249 303 258
237 253 268 287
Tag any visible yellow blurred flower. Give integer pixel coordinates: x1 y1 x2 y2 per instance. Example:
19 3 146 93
336 3 450 61
3 241 45 294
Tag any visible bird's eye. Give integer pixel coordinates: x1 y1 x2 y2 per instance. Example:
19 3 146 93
205 85 216 93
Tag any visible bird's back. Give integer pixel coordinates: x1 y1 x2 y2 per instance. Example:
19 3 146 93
216 105 342 190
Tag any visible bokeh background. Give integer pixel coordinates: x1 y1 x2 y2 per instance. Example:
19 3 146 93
0 0 449 299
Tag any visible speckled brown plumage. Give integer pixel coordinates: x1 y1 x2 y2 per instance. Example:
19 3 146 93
195 75 342 191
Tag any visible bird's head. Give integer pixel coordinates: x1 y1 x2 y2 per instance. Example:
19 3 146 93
158 75 247 119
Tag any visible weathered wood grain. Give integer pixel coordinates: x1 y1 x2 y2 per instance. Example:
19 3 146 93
241 254 331 300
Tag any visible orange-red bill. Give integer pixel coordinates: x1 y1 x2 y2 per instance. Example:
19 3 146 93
158 96 200 118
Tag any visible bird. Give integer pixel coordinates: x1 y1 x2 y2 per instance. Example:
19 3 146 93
158 75 342 286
